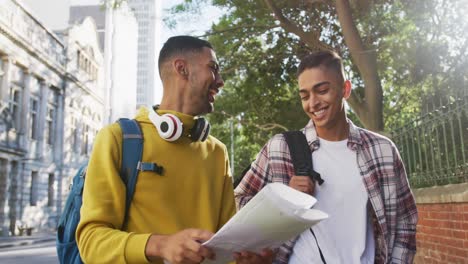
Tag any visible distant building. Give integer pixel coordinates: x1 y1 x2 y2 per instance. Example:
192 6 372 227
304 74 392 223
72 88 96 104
128 0 162 107
68 1 163 112
61 16 105 212
69 3 138 123
0 0 104 236
103 2 138 122
69 5 106 52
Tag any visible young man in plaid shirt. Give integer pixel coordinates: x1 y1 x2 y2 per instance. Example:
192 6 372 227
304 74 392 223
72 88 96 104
235 50 418 264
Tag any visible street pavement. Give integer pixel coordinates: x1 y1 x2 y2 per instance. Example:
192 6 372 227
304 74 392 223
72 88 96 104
0 232 57 264
0 232 55 249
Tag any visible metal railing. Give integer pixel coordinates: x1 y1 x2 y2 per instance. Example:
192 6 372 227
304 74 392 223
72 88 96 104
391 96 468 188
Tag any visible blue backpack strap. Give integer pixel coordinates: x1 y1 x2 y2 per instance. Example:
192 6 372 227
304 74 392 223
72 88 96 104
117 118 143 229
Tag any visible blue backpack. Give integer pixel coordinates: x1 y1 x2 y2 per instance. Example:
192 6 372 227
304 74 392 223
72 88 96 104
56 118 145 264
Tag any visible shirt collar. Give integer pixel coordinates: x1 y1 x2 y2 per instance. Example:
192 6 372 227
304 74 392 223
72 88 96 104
303 118 362 151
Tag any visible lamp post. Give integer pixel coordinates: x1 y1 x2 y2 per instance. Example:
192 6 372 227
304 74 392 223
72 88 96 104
230 118 234 177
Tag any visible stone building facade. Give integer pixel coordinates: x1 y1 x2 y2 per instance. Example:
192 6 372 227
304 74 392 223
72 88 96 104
0 0 104 236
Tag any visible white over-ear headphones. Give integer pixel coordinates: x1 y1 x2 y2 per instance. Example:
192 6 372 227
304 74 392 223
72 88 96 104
147 106 183 142
147 106 211 142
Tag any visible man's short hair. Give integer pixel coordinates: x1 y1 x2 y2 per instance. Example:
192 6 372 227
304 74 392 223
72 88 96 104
158 35 213 76
297 50 345 80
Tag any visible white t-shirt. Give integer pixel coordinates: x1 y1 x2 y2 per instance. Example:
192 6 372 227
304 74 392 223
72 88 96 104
289 138 375 264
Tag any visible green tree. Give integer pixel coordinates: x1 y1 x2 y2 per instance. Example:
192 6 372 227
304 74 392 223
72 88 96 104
167 0 467 175
171 0 389 132
103 0 467 177
167 0 398 173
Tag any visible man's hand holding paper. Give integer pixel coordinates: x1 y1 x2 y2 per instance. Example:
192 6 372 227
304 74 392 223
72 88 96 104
202 183 328 263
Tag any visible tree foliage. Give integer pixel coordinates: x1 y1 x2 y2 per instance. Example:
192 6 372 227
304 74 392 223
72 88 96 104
167 0 468 177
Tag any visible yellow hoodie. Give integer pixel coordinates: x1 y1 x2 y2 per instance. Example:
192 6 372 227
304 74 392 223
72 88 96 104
76 107 236 263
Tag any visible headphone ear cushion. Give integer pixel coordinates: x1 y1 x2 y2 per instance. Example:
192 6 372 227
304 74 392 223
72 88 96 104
156 114 183 142
190 118 210 142
200 122 210 142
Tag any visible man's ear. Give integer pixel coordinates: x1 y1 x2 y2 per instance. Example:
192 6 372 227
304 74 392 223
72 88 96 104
174 59 188 78
343 80 352 99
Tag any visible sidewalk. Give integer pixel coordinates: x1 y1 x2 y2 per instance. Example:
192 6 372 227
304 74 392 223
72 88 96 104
0 232 56 249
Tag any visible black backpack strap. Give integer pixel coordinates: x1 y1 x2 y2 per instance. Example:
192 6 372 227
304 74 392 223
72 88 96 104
118 118 144 229
310 229 327 264
282 131 324 185
284 131 326 263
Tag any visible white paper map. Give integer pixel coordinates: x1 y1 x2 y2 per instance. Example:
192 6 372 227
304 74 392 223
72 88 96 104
202 182 328 263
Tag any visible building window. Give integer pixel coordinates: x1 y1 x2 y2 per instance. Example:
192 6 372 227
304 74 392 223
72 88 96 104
0 59 4 88
30 98 38 139
9 87 21 130
48 173 54 207
80 56 85 71
70 117 78 152
45 107 55 145
15 68 24 86
81 124 89 155
30 171 38 206
77 50 97 80
76 50 80 69
46 90 57 145
92 68 97 80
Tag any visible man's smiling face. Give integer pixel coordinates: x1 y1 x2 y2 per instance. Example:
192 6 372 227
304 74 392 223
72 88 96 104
186 47 224 115
298 67 349 134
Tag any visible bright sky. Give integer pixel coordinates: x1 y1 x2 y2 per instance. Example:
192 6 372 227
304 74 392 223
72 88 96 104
22 0 222 40
21 0 223 103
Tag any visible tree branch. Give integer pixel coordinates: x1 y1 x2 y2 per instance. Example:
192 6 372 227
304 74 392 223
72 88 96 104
284 0 328 8
196 24 279 38
335 0 383 131
263 0 331 51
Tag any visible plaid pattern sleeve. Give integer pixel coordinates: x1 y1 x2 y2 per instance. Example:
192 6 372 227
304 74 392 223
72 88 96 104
234 143 270 209
234 134 298 264
389 143 418 263
234 134 295 208
355 126 418 264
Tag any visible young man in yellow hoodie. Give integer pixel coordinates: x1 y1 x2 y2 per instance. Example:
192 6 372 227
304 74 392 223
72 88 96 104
77 36 273 264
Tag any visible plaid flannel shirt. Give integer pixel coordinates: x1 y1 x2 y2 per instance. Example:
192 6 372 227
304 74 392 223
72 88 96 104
234 119 418 264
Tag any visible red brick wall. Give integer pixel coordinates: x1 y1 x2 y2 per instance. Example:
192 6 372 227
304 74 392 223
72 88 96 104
415 202 468 263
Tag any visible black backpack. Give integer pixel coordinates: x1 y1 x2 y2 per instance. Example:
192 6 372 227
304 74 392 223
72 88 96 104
234 131 324 188
234 131 327 263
